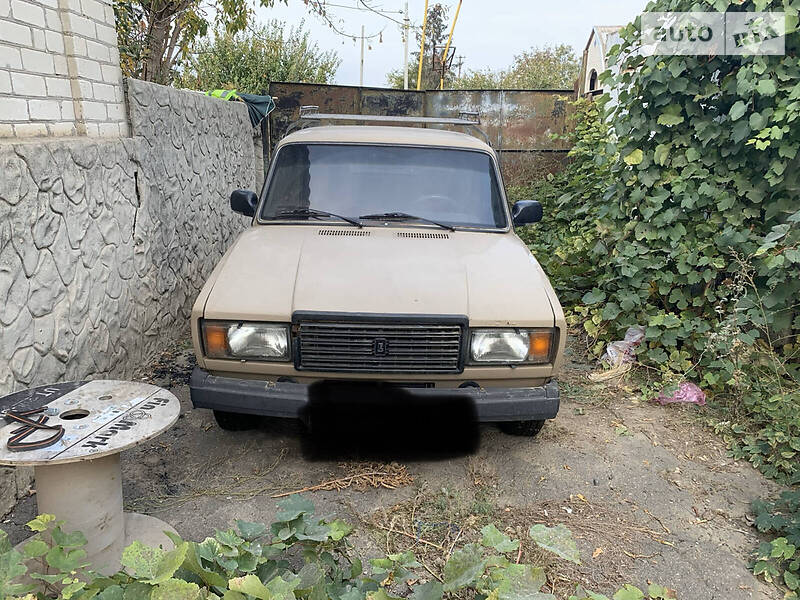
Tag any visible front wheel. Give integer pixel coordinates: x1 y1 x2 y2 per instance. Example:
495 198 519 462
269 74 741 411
213 410 257 431
498 420 545 437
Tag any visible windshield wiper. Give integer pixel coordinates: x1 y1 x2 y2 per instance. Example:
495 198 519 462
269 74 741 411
270 208 363 228
358 212 455 232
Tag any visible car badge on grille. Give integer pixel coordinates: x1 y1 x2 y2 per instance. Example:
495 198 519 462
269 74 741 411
373 338 388 356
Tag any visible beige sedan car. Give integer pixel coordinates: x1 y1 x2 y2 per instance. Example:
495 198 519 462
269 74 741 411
190 117 566 436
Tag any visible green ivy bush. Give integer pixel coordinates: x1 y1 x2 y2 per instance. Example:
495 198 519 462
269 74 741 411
593 0 800 379
512 98 614 311
508 0 800 485
752 489 800 598
0 497 673 600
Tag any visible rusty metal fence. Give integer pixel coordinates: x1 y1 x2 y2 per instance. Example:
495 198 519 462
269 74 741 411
266 82 576 187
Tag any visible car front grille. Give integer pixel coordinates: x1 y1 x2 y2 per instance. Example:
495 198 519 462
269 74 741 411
296 320 464 373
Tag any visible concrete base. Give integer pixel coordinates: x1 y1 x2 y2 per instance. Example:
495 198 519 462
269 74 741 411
99 511 178 573
124 512 178 551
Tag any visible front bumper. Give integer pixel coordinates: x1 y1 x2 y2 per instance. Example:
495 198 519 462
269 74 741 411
189 367 560 422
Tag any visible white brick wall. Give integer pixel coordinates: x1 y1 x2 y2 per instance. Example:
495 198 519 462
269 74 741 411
12 71 46 95
0 0 128 137
11 0 44 27
45 75 69 95
21 48 55 73
0 45 23 69
4 20 31 44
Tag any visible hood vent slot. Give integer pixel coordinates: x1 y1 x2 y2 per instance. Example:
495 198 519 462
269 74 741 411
395 231 450 240
318 229 370 237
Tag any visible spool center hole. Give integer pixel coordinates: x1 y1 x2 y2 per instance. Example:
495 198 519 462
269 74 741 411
59 409 90 420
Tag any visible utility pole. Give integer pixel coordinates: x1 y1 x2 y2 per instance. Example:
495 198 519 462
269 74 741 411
403 2 410 89
439 0 463 90
360 24 365 87
416 0 429 90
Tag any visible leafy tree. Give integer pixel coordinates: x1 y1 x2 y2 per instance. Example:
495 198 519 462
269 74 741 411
173 21 340 93
114 0 332 84
453 44 579 90
386 2 453 89
115 0 270 84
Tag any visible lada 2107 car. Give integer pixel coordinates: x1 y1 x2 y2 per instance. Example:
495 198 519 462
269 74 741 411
189 111 566 437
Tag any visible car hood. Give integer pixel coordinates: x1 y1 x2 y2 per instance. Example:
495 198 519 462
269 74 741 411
203 225 557 326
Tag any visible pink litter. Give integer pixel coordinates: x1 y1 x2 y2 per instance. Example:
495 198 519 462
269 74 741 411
653 382 706 406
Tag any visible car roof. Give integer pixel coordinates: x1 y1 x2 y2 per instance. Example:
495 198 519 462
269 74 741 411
277 125 494 153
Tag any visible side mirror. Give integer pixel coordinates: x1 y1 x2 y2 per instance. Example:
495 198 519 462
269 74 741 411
230 189 258 217
512 200 543 226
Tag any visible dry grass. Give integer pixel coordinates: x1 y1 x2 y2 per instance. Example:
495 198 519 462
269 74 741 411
272 462 413 497
358 483 674 599
127 456 413 513
126 445 288 512
499 497 673 594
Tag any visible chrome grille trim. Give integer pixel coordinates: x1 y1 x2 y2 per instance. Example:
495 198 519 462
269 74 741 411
296 320 464 373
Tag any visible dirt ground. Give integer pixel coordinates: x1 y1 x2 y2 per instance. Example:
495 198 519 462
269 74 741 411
3 336 786 599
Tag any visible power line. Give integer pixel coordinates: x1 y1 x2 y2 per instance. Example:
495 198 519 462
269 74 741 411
315 1 422 32
325 1 402 15
306 0 386 41
358 1 408 28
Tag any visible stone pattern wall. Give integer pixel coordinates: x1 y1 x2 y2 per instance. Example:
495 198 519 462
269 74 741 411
0 0 127 137
0 79 252 394
0 79 253 514
253 127 265 192
124 78 254 341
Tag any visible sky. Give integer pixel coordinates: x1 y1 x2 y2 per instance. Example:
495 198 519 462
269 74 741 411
254 0 648 87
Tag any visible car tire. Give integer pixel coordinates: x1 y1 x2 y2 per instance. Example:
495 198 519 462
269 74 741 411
498 420 545 437
213 410 257 431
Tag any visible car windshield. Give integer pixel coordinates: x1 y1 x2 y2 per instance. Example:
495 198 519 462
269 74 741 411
260 143 508 229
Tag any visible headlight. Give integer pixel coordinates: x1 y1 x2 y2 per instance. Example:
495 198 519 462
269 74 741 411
469 328 554 364
202 320 289 361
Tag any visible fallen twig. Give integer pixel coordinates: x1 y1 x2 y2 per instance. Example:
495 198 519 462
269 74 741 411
370 523 445 550
272 464 412 498
420 561 443 583
445 528 462 563
644 508 671 534
623 550 658 560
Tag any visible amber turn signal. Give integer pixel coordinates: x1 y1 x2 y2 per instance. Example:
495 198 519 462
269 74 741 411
203 323 229 358
528 330 552 362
